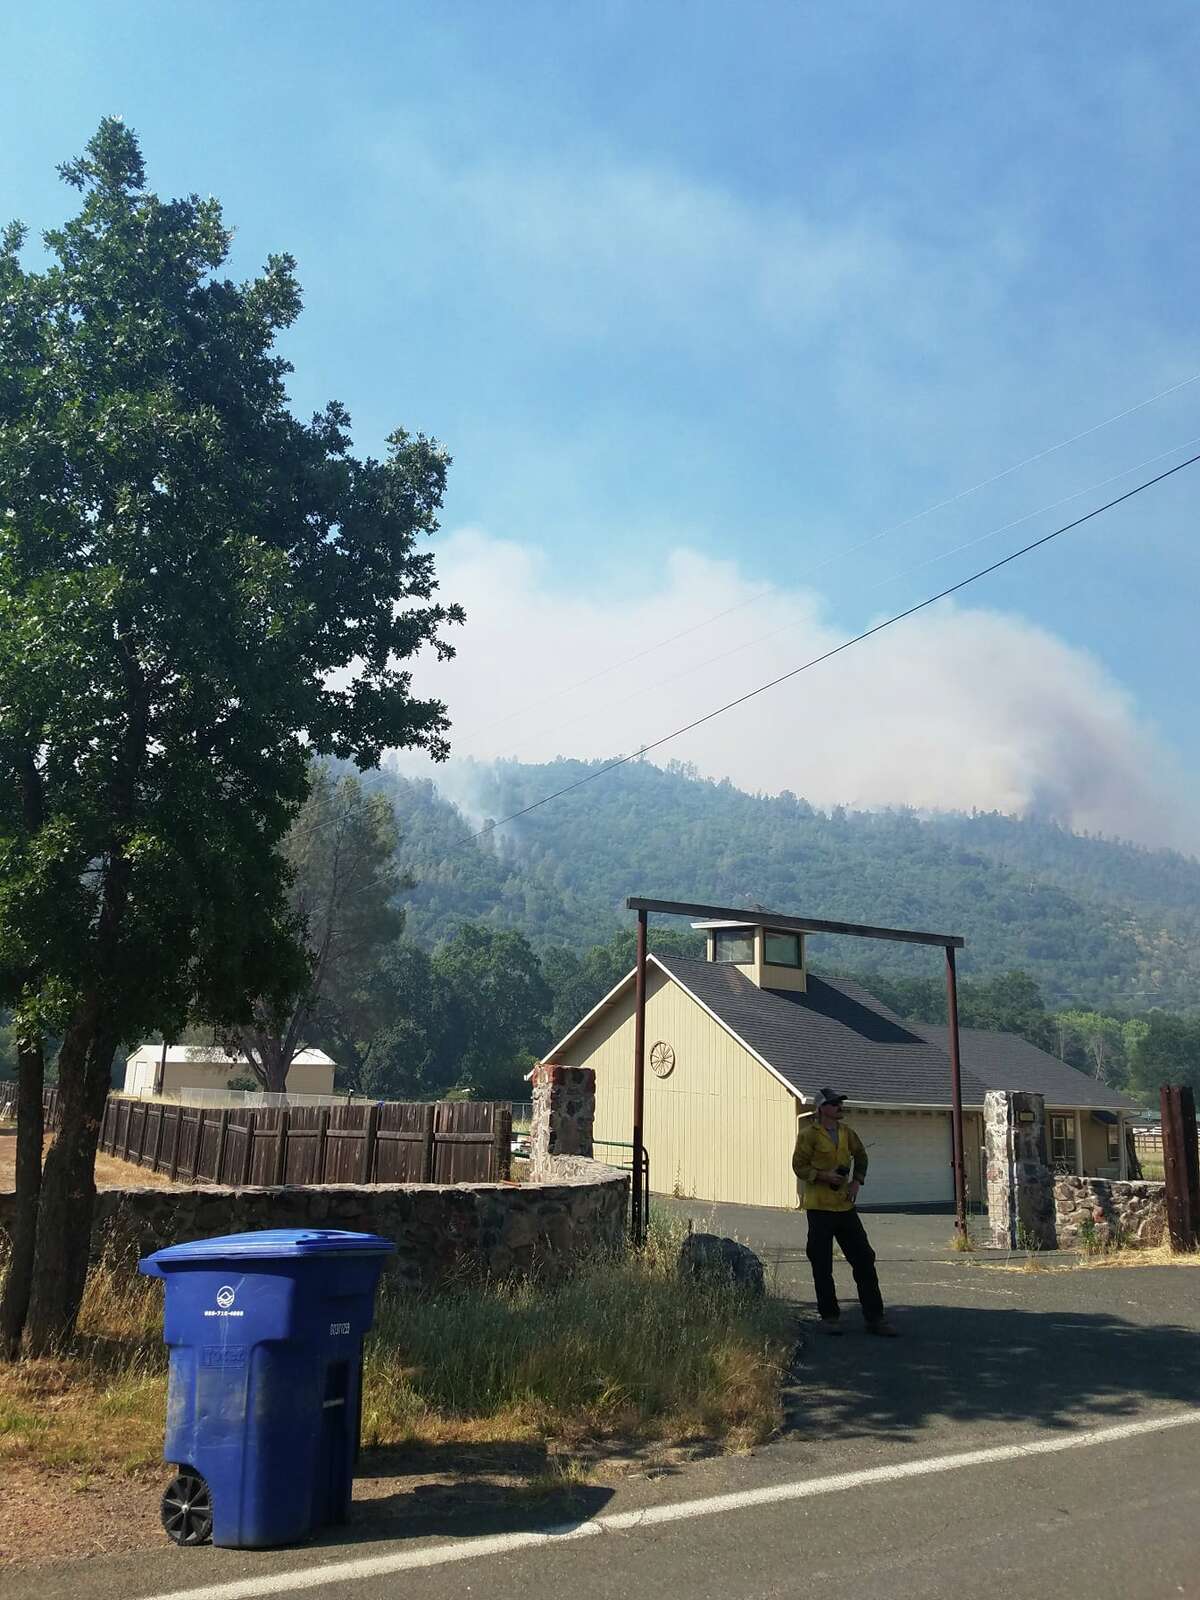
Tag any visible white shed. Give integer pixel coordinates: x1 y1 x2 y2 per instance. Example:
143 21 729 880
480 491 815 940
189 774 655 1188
123 1044 336 1099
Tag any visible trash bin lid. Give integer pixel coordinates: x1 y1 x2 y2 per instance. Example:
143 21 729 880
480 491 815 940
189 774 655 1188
140 1228 396 1272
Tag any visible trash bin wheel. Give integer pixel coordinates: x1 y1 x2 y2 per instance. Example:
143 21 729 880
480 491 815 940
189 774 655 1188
161 1467 213 1546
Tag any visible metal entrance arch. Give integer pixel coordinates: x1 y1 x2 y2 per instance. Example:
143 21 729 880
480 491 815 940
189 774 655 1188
625 896 967 1244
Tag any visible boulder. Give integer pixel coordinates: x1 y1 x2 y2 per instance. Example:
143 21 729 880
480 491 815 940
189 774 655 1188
678 1232 765 1296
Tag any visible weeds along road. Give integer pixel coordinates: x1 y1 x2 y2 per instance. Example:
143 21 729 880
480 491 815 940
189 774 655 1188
12 1211 1200 1600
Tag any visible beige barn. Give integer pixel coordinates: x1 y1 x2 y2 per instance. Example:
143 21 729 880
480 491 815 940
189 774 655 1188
544 920 1136 1210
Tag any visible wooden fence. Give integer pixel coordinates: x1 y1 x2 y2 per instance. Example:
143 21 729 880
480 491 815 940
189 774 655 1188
42 1090 511 1187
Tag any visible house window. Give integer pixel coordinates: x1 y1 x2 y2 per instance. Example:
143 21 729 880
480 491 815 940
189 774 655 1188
1050 1114 1077 1170
712 929 755 964
1107 1122 1121 1162
764 930 801 968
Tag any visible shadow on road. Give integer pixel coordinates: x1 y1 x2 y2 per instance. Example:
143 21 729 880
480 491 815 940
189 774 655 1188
787 1302 1200 1443
300 1437 628 1550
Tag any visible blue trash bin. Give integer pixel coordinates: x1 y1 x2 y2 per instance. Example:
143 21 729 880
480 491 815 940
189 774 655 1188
139 1228 394 1549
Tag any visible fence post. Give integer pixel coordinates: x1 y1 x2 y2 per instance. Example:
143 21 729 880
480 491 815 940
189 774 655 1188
360 1101 379 1184
241 1111 256 1186
149 1105 164 1170
1160 1084 1199 1251
315 1107 330 1182
421 1103 435 1182
214 1108 231 1185
123 1100 137 1163
192 1108 207 1183
274 1109 289 1186
167 1106 182 1180
494 1103 512 1181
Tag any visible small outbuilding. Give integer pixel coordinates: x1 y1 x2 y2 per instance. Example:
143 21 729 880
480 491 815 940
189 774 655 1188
123 1044 337 1100
544 920 1137 1210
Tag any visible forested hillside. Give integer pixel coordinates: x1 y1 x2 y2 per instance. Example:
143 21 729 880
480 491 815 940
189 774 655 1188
365 757 1200 1015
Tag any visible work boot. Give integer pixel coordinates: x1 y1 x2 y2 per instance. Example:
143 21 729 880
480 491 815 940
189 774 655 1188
817 1316 844 1336
865 1318 898 1337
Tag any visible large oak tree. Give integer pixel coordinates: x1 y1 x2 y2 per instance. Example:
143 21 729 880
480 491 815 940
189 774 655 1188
234 765 408 1093
0 120 461 1355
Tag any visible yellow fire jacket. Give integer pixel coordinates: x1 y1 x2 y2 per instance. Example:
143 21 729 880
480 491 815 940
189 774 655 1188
792 1119 869 1212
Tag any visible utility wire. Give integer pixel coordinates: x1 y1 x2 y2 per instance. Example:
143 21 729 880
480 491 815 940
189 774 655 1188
453 450 1200 849
473 431 1200 762
455 369 1200 744
867 431 1200 593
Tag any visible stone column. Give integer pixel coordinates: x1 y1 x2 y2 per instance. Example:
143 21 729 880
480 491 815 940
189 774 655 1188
985 1089 1057 1250
529 1065 596 1180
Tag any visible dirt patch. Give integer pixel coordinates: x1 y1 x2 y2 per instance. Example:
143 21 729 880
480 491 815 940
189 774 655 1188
0 1133 178 1192
0 1459 162 1570
0 1437 717 1571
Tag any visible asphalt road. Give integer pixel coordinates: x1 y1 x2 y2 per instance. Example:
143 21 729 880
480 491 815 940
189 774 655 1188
12 1208 1200 1600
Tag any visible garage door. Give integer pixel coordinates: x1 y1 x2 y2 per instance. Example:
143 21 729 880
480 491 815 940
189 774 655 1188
853 1110 954 1206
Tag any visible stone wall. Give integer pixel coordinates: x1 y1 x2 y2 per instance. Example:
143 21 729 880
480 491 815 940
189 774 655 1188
985 1089 1057 1250
1 1068 630 1283
0 1170 630 1287
1054 1176 1166 1249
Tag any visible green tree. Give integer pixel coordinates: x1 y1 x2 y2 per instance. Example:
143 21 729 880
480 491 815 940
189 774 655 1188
542 926 703 1048
338 941 459 1100
0 1014 15 1083
234 766 408 1092
1127 1013 1200 1099
1054 1010 1131 1087
430 925 552 1099
0 121 461 1355
964 971 1054 1049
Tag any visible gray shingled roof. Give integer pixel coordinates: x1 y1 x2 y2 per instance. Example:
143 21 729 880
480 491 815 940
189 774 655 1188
652 956 1132 1111
907 1023 1138 1110
654 955 993 1107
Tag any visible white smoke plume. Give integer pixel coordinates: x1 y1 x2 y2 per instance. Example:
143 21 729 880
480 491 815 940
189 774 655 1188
395 528 1194 852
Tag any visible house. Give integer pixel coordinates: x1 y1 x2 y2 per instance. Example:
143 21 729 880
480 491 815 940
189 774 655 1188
543 919 1137 1210
122 1044 337 1100
906 1023 1136 1182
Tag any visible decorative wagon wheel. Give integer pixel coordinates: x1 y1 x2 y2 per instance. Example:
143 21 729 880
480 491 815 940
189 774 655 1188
161 1467 214 1546
649 1041 676 1079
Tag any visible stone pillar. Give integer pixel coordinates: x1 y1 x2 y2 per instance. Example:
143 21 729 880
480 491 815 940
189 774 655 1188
985 1089 1057 1250
529 1065 595 1180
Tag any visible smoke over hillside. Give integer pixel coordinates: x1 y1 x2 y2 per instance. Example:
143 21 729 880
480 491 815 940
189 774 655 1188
401 529 1194 852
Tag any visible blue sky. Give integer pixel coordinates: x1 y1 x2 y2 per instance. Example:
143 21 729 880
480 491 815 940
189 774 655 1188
5 3 1200 846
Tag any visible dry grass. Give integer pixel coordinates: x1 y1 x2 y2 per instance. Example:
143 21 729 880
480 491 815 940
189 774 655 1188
0 1261 168 1482
361 1217 795 1454
1 1217 794 1492
970 1238 1200 1275
0 1132 179 1192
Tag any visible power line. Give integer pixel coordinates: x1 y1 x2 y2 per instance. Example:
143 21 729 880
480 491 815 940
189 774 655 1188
455 368 1200 745
473 432 1200 760
867 431 1200 594
453 450 1200 849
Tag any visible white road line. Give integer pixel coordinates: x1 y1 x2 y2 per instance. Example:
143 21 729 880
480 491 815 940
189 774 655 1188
143 1409 1200 1600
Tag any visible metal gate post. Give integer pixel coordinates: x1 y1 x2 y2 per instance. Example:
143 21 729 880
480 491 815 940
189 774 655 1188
631 909 648 1246
945 945 968 1235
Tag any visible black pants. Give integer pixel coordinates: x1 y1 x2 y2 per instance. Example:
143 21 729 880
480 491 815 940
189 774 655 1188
805 1209 884 1323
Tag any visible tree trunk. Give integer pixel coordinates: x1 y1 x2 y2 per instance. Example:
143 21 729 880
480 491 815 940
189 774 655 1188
23 1009 114 1355
259 1037 290 1095
237 1029 293 1096
0 1037 45 1361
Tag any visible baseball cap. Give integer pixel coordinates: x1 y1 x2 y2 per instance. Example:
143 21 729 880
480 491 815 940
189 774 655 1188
814 1088 847 1108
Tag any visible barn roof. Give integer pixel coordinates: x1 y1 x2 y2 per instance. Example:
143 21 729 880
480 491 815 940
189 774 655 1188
906 1023 1137 1110
547 953 1134 1112
653 955 991 1107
